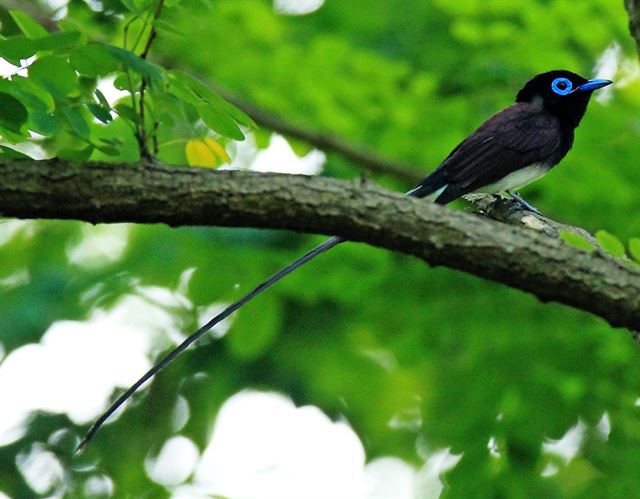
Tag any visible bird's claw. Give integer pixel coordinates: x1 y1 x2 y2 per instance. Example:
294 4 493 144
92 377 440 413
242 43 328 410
506 190 542 215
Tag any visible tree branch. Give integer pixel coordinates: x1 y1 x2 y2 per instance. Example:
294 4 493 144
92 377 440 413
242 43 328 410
0 0 58 31
625 0 640 57
1 158 639 332
217 90 423 184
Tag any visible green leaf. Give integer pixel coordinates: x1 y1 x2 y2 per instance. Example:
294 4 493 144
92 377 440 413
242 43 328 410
157 137 186 165
62 107 90 139
254 128 272 149
628 238 640 263
114 103 138 122
99 137 124 147
0 32 82 64
0 124 28 143
70 43 120 76
197 102 245 140
57 145 93 161
94 89 110 109
155 19 185 38
0 36 38 64
120 0 139 12
595 230 626 258
171 70 256 127
559 230 595 253
121 0 155 13
220 101 256 130
95 144 120 156
2 76 55 113
167 74 201 105
76 75 97 96
29 110 59 135
113 71 140 90
0 92 28 133
102 45 165 83
289 137 313 157
9 10 48 39
35 31 83 51
87 103 113 123
28 56 79 98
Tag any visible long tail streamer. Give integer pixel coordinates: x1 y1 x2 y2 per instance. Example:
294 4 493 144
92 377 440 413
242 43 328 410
77 235 344 453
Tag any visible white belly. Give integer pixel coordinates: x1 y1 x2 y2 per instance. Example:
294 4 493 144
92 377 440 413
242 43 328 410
477 163 550 194
415 163 551 203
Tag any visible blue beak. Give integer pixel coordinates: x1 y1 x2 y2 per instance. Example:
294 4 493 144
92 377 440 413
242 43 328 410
573 78 613 93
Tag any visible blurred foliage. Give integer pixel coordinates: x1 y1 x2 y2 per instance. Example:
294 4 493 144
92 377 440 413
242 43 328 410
1 0 640 497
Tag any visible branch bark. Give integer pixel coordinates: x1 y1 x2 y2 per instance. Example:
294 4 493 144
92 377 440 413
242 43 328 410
1 158 639 332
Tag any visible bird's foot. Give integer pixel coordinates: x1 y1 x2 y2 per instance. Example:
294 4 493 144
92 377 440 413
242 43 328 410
506 190 542 215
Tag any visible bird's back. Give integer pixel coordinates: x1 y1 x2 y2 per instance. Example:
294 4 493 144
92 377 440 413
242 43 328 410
411 103 572 204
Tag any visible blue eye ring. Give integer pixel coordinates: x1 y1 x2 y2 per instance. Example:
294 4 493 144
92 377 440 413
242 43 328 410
551 77 573 95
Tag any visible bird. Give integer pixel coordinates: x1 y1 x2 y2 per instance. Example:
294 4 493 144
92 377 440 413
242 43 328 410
408 70 612 211
77 70 612 451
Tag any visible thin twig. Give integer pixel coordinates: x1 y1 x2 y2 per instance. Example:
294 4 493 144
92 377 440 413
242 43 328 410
123 19 140 142
125 70 142 145
152 121 159 156
129 15 152 53
136 0 164 161
138 78 150 160
140 0 164 59
123 16 134 50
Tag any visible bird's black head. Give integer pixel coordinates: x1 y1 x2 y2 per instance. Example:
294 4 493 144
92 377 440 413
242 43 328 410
515 70 612 128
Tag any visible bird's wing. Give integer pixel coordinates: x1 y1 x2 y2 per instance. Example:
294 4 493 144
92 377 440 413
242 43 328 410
438 104 563 192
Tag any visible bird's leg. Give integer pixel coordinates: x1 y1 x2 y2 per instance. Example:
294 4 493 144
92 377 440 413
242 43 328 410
506 189 542 215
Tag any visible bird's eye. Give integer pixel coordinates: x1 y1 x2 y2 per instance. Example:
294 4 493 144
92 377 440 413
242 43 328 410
551 77 573 95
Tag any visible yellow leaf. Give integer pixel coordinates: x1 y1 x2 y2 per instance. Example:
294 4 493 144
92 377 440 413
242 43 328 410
186 139 218 168
204 137 231 163
185 138 231 168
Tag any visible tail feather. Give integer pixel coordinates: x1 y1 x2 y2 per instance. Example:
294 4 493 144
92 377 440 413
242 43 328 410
407 169 448 201
77 236 344 453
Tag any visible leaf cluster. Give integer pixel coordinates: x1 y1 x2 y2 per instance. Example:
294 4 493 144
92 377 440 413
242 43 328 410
0 4 251 165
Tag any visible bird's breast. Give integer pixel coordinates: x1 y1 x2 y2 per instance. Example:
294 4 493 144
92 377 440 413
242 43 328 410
476 163 552 194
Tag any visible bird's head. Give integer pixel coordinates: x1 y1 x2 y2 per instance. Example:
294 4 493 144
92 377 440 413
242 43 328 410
516 70 612 127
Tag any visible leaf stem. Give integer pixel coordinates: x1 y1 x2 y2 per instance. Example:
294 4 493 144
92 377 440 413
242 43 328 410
136 0 164 161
